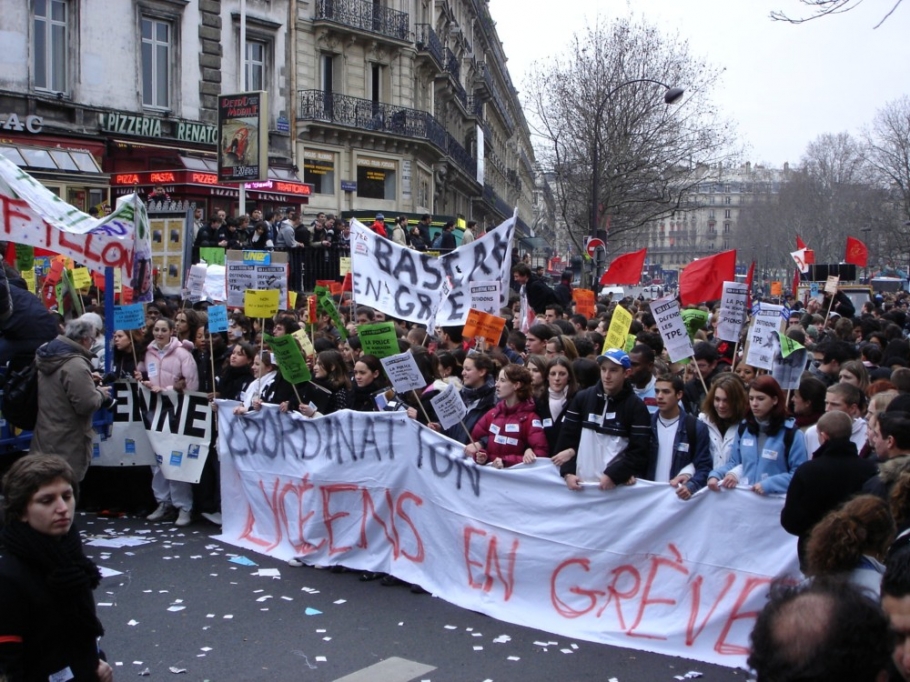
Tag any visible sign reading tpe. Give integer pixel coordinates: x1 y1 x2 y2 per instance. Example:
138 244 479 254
585 238 606 258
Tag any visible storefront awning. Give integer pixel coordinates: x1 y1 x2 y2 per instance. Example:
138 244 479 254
0 143 108 183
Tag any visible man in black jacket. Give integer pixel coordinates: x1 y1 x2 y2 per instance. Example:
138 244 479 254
554 348 652 491
512 262 558 315
0 263 59 368
781 411 878 570
194 216 221 248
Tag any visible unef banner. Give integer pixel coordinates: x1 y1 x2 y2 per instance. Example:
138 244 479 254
217 91 268 182
350 214 515 326
216 406 799 669
0 155 153 301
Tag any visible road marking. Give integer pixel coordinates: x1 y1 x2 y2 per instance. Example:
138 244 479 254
332 656 436 682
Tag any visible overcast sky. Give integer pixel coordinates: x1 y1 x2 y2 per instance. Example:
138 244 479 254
491 0 910 168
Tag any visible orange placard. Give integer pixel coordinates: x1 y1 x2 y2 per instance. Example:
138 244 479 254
462 308 507 347
572 289 596 318
770 281 783 297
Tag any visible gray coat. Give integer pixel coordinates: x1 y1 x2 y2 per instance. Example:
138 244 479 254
30 336 106 480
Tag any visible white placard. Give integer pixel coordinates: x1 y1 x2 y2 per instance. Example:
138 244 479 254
716 282 748 343
652 295 693 362
469 281 502 316
380 352 427 394
429 381 467 430
745 304 784 371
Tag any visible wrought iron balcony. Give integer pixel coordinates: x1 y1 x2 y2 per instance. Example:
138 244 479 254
475 63 514 134
445 47 461 81
415 24 443 70
315 0 409 42
298 90 478 182
466 96 483 118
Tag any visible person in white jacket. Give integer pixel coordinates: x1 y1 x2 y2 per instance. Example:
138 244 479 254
697 373 749 469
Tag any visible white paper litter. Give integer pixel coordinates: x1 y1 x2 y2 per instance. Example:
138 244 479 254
254 568 281 578
127 620 139 626
167 606 185 612
168 666 186 674
507 655 520 661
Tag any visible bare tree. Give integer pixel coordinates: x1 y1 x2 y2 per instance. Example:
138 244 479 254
863 96 910 267
737 132 894 275
770 0 904 27
524 16 738 262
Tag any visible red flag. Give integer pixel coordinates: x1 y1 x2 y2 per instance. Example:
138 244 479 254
845 236 868 268
599 248 647 286
796 235 807 249
792 269 800 297
679 250 737 305
341 272 353 292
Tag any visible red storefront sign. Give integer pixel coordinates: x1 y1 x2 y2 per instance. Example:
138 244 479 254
110 170 313 200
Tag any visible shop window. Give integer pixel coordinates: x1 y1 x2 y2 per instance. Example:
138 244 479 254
356 160 396 201
33 0 68 93
141 16 171 109
304 151 336 194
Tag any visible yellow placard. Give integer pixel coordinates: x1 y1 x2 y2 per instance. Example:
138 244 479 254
604 305 633 352
71 267 92 290
21 269 36 293
339 256 351 277
244 289 280 318
113 267 122 293
288 291 298 310
292 328 316 358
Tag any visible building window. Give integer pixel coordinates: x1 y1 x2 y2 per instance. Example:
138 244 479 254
246 40 266 91
141 17 171 109
723 222 731 233
708 209 715 220
303 150 335 194
724 196 732 205
356 158 397 201
34 0 68 92
724 209 731 219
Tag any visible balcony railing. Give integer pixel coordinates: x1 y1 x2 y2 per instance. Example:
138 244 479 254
445 47 461 81
298 90 478 181
315 0 409 42
476 63 514 133
466 96 483 118
415 24 443 69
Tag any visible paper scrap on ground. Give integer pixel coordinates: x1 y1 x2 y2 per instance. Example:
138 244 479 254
168 666 187 673
305 607 322 616
228 556 258 566
99 566 123 579
254 568 280 578
86 536 151 548
492 635 511 644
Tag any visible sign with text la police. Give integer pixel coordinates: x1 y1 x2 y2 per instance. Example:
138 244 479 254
217 91 268 182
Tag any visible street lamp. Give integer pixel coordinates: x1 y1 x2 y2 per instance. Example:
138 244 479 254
590 79 684 286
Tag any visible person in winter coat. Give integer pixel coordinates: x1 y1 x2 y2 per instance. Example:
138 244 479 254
0 263 59 368
698 373 749 469
370 213 388 238
30 319 113 482
465 365 549 468
708 375 808 495
136 317 199 527
440 353 497 444
193 216 221 248
511 262 558 315
0 455 113 682
534 356 577 457
215 342 255 400
390 215 408 247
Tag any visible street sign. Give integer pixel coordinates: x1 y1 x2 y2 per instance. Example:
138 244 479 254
585 238 606 257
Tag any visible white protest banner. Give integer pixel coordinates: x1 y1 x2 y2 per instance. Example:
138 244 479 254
745 304 784 371
380 352 427 394
215 406 799 669
429 382 467 430
143 387 214 483
716 282 748 342
0 155 153 301
350 213 515 326
652 295 693 362
469 281 501 316
772 347 808 390
92 381 157 467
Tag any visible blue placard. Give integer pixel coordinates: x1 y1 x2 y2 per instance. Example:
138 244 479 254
208 305 229 333
810 282 819 297
242 250 270 265
113 303 146 330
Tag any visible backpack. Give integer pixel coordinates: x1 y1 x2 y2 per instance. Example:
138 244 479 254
737 419 796 466
1 360 39 430
431 233 443 249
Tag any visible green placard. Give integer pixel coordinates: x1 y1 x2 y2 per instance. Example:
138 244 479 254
682 308 709 340
264 333 311 384
315 286 347 340
358 322 399 359
776 330 805 359
199 247 226 266
624 333 637 353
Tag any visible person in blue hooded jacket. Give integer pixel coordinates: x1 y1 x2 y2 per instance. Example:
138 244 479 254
707 374 807 495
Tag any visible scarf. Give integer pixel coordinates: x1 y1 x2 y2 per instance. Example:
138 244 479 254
460 376 495 410
0 520 104 638
548 387 568 421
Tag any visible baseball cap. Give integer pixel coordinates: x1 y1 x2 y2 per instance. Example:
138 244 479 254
597 348 631 369
376 213 384 220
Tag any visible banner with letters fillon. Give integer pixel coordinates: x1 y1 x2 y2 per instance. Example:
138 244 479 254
215 406 799 669
350 214 515 327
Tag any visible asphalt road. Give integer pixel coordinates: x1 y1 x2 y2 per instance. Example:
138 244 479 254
79 513 753 682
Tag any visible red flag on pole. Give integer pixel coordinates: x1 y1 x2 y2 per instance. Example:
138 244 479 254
792 268 801 297
796 235 807 250
599 248 647 286
679 250 737 306
845 236 868 268
341 272 353 292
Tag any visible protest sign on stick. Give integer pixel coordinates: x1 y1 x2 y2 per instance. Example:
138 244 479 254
652 296 693 363
462 309 506 348
358 322 399 359
604 305 633 352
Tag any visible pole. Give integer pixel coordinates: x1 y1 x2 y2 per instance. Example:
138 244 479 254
411 389 432 424
238 0 247 218
692 357 708 396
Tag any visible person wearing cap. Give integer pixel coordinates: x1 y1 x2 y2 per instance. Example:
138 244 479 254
370 213 388 238
552 348 652 491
